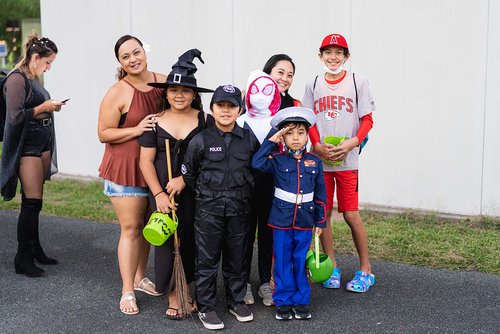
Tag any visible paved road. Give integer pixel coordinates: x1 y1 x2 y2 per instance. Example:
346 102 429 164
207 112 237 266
0 210 498 334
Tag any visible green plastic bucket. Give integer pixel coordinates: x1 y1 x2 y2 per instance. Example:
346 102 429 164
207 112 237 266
306 234 333 283
143 211 178 246
306 249 314 262
322 136 348 165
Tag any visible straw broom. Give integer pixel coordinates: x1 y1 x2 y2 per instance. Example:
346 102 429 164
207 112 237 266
166 138 192 318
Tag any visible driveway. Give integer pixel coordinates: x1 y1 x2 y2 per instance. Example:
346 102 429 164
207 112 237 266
0 210 498 334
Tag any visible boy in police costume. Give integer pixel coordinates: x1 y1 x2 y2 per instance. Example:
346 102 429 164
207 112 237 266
182 85 259 330
251 107 326 320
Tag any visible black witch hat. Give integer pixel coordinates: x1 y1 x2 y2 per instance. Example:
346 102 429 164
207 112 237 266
148 49 213 92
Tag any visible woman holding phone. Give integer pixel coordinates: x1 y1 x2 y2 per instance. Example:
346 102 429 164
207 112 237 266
1 34 64 277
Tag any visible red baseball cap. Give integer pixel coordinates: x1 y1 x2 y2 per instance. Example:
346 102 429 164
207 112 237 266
319 34 349 50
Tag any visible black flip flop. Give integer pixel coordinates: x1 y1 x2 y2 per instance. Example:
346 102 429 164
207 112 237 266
166 307 182 320
189 300 198 314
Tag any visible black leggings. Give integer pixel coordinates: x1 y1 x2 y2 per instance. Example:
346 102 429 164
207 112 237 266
244 173 275 285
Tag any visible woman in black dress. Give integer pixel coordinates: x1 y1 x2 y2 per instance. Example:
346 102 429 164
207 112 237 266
139 49 213 319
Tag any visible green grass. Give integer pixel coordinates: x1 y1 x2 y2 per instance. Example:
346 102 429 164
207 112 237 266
331 210 500 275
0 179 117 223
0 178 499 275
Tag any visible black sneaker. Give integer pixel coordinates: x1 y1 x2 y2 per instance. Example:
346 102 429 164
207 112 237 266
293 305 312 320
275 305 293 320
228 303 254 322
199 311 224 330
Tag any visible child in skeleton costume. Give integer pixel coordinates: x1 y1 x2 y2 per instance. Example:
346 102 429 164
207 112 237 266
236 70 281 306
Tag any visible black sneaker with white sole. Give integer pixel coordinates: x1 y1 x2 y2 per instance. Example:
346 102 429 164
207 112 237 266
228 303 254 322
293 304 312 320
275 305 293 320
199 311 224 330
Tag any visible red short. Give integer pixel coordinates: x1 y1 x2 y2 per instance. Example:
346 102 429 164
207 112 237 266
324 170 359 212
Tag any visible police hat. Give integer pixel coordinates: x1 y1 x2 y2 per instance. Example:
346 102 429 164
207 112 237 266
211 85 242 107
270 107 316 129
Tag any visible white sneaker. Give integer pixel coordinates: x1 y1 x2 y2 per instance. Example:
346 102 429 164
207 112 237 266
243 283 254 305
258 283 273 306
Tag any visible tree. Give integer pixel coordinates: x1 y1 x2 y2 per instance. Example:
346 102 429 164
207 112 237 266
0 0 40 65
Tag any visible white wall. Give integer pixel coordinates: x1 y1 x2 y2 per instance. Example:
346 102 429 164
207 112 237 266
40 0 499 216
482 0 500 216
353 0 490 215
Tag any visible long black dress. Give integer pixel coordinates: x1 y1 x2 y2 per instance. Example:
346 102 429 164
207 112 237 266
139 110 213 293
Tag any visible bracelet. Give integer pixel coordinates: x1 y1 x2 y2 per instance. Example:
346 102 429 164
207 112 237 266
153 191 165 198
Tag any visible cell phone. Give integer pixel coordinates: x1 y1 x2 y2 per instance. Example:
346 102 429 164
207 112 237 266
61 98 70 103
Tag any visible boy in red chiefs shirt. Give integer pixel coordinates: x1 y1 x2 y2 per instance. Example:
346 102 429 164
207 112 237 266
302 33 376 292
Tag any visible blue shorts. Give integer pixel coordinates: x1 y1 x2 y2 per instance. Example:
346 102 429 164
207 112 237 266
103 179 149 197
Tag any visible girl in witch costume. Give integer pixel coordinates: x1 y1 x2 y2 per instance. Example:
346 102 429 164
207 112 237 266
1 34 64 277
139 49 214 319
98 35 166 315
237 70 281 306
